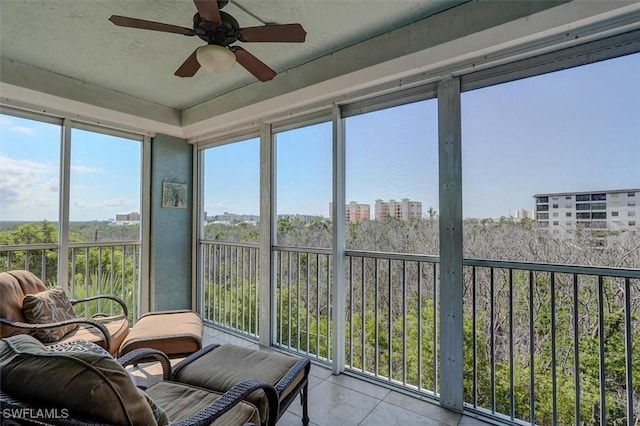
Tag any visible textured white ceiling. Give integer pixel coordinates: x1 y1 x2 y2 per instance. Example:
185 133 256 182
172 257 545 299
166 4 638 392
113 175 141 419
0 0 460 110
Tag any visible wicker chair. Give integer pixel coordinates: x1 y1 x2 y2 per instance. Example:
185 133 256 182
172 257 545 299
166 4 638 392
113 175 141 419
0 335 278 426
0 270 129 355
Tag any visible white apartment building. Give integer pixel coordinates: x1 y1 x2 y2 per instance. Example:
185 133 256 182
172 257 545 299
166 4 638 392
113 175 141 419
515 209 535 220
114 212 140 223
375 198 422 221
534 189 639 233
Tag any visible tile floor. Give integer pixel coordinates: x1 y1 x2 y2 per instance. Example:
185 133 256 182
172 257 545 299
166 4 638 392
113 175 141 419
128 326 494 426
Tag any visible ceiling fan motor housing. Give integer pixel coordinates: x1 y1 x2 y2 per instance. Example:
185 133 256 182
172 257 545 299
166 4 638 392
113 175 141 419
193 11 239 46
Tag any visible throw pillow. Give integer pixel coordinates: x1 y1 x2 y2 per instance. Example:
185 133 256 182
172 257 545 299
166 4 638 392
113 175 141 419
22 287 78 343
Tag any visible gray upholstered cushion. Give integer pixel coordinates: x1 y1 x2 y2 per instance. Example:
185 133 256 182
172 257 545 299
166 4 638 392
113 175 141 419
0 334 158 425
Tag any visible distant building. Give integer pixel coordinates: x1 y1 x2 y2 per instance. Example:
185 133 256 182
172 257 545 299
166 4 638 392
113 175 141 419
329 201 370 223
375 198 422 221
278 214 324 223
209 212 259 223
515 209 534 220
114 212 140 223
533 189 639 232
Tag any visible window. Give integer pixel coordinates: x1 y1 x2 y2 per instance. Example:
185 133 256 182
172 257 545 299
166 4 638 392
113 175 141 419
591 202 606 210
612 211 619 217
565 203 572 208
577 212 591 220
553 221 559 226
276 122 332 248
566 212 572 217
552 212 559 217
537 196 549 203
629 211 636 217
592 212 606 220
628 192 636 197
537 213 549 220
576 194 590 202
576 203 590 210
629 201 636 207
70 128 141 242
591 193 606 201
552 196 558 200
203 138 260 243
630 221 637 226
552 204 558 209
566 221 573 226
347 99 438 253
537 205 549 212
565 196 572 200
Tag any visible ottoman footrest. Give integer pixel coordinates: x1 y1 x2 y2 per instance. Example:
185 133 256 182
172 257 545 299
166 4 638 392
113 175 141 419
118 310 203 358
172 343 310 426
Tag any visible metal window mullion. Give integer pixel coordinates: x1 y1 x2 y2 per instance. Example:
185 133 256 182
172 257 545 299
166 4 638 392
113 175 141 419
140 134 151 316
417 263 423 390
58 119 71 290
597 276 606 426
573 274 581 426
551 273 558 425
438 76 463 411
509 269 515 420
331 104 346 373
472 266 477 407
259 123 274 346
529 270 535 425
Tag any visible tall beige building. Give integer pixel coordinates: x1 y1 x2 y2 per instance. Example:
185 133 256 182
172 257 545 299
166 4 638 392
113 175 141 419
374 199 422 220
329 202 371 223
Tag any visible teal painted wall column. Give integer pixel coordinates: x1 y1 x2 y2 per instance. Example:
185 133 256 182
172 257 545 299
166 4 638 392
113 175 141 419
150 134 193 311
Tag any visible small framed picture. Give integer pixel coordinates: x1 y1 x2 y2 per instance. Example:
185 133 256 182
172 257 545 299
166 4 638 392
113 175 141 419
162 182 187 208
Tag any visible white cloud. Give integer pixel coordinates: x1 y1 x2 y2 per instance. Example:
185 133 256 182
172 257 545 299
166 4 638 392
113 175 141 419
10 126 36 136
71 164 103 173
104 198 130 207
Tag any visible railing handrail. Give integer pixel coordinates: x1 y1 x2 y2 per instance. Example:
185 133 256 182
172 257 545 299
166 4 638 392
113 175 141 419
199 239 260 249
273 245 332 255
463 257 640 278
1 241 141 252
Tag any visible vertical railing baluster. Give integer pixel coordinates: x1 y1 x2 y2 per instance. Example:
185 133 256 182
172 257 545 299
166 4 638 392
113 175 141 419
235 246 239 330
288 251 292 348
218 245 222 325
529 270 535 425
623 278 633 425
402 260 407 385
374 257 379 377
551 272 557 426
40 250 46 281
206 244 212 321
509 268 515 420
297 252 301 352
326 254 331 361
349 255 353 368
361 257 366 373
110 246 115 316
279 250 283 346
597 276 606 426
83 246 89 317
573 274 580 426
472 266 477 408
417 262 422 390
306 251 310 355
98 246 103 314
388 259 392 381
490 267 495 413
432 262 438 393
316 253 320 359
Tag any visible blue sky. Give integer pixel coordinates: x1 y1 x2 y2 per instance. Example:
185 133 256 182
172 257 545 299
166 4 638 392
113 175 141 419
2 53 639 221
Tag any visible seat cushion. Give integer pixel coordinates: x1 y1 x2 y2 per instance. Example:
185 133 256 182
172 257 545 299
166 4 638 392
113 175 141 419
119 310 202 357
146 381 260 426
173 344 305 422
59 314 129 355
22 287 79 342
0 334 158 426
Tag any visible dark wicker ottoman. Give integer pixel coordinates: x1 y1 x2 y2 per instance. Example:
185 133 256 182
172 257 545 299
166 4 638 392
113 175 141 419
171 344 310 426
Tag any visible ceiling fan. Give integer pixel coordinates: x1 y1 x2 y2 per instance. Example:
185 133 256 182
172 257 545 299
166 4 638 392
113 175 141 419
109 0 306 82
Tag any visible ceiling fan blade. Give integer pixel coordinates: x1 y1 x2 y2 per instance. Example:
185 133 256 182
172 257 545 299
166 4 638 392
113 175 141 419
238 24 306 43
193 0 222 26
109 15 195 36
231 47 276 82
175 49 201 77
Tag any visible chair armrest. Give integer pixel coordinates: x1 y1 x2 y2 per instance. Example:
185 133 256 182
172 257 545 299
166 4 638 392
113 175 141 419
117 348 172 381
71 294 129 318
171 379 280 426
0 317 112 352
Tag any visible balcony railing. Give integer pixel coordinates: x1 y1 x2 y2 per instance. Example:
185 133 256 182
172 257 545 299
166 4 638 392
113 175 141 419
201 241 260 339
0 242 141 323
199 241 639 425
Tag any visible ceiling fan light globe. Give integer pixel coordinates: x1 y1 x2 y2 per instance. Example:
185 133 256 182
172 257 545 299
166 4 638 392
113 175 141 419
196 45 236 73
